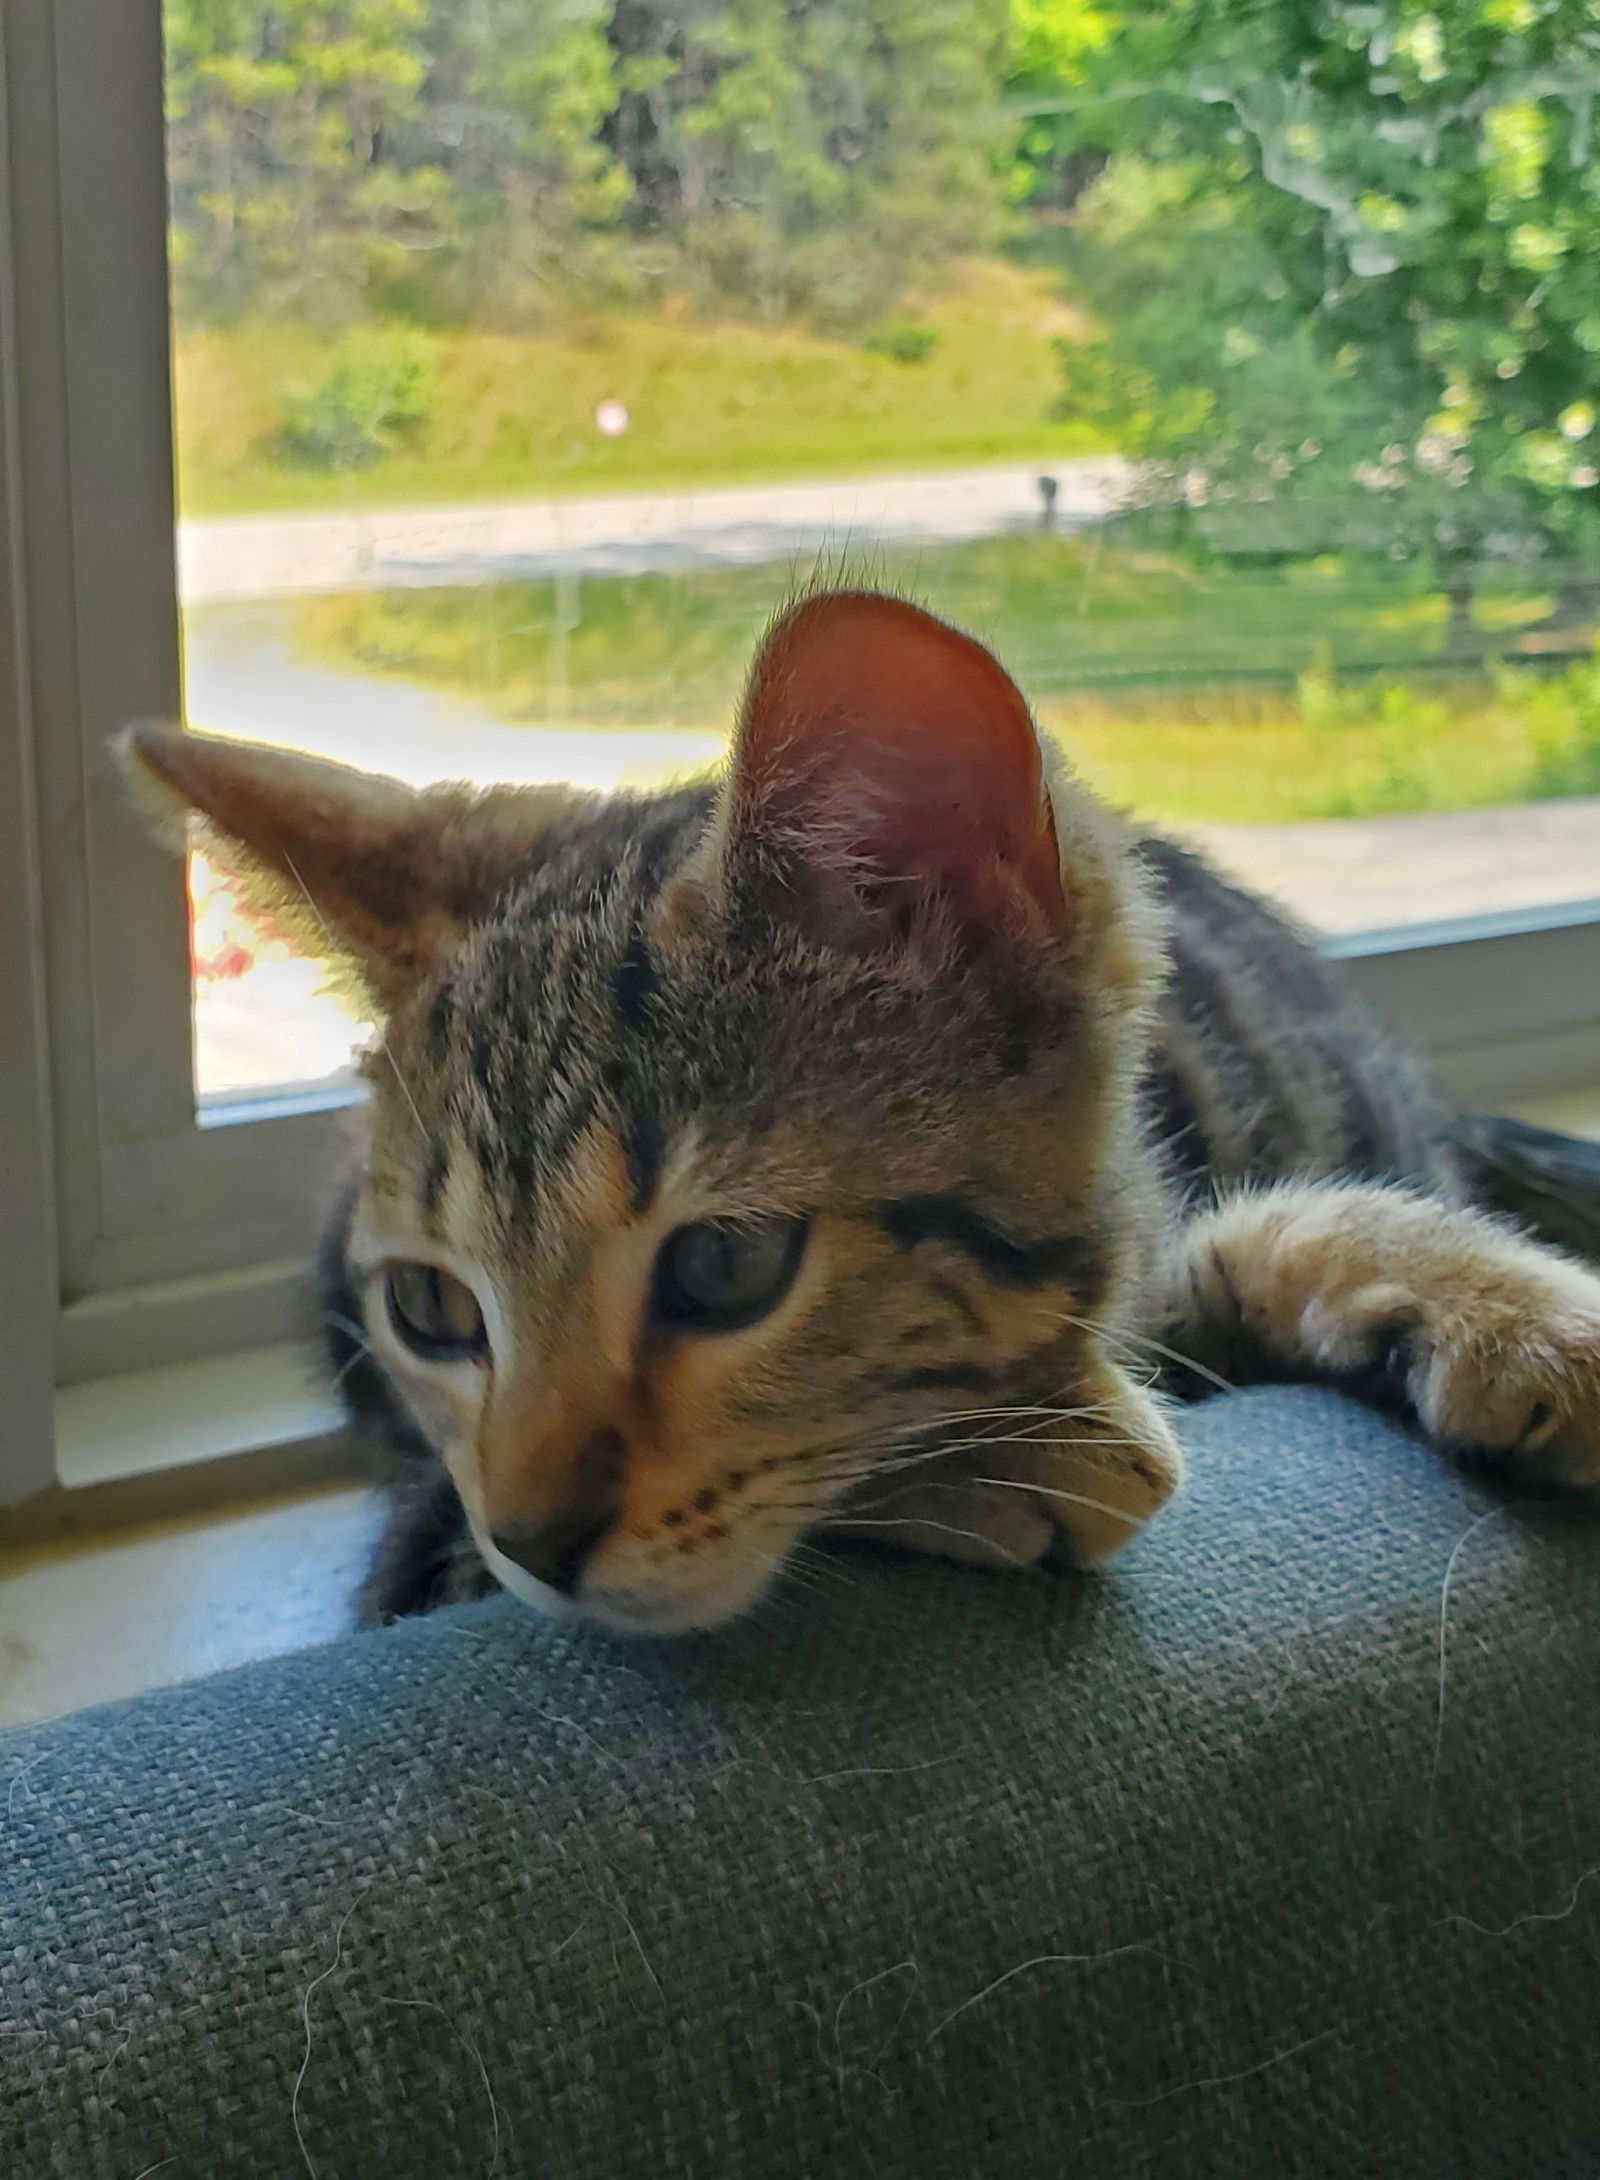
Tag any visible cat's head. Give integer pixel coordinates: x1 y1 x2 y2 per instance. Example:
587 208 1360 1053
125 589 1180 1633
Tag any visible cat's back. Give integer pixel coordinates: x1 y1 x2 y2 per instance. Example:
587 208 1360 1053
1137 833 1465 1204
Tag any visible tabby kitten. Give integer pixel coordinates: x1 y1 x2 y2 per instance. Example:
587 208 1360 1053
125 589 1600 1635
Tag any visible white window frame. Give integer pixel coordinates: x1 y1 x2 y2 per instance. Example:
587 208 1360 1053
2 0 1599 1512
3 0 351 1416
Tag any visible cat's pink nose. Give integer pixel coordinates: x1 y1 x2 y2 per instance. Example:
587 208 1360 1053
491 1511 611 1596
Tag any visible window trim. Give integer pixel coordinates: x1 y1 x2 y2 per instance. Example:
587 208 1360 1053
1338 897 1600 1108
9 0 352 1329
0 0 57 1508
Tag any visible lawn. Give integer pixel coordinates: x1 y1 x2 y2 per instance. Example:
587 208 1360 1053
173 262 1106 518
296 531 1600 825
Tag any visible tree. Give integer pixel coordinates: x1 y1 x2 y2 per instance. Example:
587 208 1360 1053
166 0 1021 330
165 0 444 320
602 0 1015 325
166 0 635 324
1050 1 1600 618
1003 0 1116 211
388 0 633 323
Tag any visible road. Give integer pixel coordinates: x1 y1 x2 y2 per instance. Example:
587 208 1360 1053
176 456 1134 605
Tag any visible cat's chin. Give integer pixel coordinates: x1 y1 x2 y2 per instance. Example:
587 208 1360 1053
476 1529 766 1636
580 1590 753 1637
475 1534 578 1622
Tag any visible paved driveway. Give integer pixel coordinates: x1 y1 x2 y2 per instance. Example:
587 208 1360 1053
177 457 1133 603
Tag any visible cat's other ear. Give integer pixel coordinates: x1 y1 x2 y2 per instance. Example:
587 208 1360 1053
716 588 1067 957
120 723 579 1006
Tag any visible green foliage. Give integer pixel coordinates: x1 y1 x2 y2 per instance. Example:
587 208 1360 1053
1043 1 1600 575
1292 655 1454 815
165 0 446 320
406 0 634 322
174 263 1097 511
1003 0 1116 208
296 530 1600 824
863 321 940 364
165 0 1015 328
1512 655 1600 795
280 326 437 467
603 0 1014 325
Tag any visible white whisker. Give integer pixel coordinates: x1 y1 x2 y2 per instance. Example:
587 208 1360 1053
810 1415 1130 1478
809 1429 1151 1494
322 1310 380 1391
830 1513 1028 1562
1051 1305 1235 1394
965 1474 1144 1527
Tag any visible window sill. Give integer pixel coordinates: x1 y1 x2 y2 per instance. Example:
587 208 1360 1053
58 1343 341 1489
3 1345 365 1544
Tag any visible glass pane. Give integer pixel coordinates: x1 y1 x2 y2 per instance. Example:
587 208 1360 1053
165 3 1600 1103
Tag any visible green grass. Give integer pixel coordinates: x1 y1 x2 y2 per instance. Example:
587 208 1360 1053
174 261 1105 517
1053 676 1590 825
293 531 1600 825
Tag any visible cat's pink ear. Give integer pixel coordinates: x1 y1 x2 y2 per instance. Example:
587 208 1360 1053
727 590 1066 950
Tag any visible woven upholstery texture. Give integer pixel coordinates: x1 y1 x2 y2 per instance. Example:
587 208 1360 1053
4 1386 1599 2179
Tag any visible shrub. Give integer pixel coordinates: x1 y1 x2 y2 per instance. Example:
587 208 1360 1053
1516 654 1600 798
280 328 437 470
864 321 940 366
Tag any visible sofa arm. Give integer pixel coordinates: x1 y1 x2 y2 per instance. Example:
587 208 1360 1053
4 1386 1599 2179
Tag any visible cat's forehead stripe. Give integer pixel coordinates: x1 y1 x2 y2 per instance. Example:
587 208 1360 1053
420 1136 450 1217
875 1194 1106 1297
611 928 659 1034
880 1360 1002 1395
619 1099 665 1214
426 975 455 1062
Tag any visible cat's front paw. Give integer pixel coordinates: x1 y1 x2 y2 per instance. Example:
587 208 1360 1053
830 1364 1183 1572
997 1364 1185 1567
829 1466 1055 1570
1404 1254 1600 1487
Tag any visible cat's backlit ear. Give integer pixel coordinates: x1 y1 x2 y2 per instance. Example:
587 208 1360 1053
726 588 1066 952
121 722 578 1005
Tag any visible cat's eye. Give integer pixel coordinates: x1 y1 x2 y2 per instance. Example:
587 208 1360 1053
652 1216 808 1332
383 1262 488 1362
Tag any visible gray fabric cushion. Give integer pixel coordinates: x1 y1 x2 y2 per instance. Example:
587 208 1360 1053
4 1386 1600 2179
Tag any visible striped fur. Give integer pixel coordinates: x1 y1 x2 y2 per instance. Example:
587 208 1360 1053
122 591 1600 1635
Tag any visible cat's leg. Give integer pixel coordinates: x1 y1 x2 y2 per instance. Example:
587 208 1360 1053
1159 1179 1600 1484
357 1457 497 1625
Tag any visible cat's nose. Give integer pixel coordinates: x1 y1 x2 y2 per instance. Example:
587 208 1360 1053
491 1511 611 1596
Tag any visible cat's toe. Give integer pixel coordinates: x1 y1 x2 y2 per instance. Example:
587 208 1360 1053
1410 1269 1600 1488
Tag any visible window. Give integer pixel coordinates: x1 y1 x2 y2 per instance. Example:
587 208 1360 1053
5 0 1600 1507
5 0 343 1432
